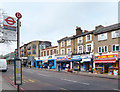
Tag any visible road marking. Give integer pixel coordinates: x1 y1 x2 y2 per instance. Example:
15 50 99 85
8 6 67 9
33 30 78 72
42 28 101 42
38 74 50 77
61 78 90 85
28 79 35 83
113 89 120 91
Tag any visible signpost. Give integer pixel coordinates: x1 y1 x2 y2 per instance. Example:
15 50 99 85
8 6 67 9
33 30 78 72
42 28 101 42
14 12 22 92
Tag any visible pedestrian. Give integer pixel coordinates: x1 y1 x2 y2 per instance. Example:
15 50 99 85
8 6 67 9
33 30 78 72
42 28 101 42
58 64 60 72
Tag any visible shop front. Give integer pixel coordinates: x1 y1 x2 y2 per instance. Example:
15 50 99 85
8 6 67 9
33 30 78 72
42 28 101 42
71 55 81 71
81 54 93 72
35 60 43 68
56 55 71 71
94 54 118 75
47 55 56 69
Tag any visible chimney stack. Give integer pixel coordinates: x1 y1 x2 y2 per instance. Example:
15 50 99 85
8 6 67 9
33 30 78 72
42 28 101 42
95 25 104 30
84 30 88 33
76 26 82 35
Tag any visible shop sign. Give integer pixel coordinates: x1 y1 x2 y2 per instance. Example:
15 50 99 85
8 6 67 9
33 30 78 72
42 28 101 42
95 54 117 60
48 56 52 59
71 56 81 60
56 56 66 60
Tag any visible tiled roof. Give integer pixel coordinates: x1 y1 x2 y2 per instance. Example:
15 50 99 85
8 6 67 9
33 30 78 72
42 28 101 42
73 31 93 38
57 36 73 42
94 23 120 35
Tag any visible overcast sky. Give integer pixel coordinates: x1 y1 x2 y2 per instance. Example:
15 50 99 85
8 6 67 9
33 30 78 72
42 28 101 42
0 0 118 55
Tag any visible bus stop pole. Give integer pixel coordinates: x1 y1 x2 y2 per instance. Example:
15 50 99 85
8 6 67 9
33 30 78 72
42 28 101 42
17 18 20 92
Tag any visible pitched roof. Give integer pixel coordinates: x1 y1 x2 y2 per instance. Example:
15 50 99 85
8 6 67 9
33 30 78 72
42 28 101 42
73 31 93 38
57 36 74 42
94 23 120 35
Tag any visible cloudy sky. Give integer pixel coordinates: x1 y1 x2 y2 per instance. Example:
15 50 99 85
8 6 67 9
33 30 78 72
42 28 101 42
0 0 118 55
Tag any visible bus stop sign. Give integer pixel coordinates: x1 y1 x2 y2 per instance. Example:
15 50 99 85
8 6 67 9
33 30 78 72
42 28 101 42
14 57 22 85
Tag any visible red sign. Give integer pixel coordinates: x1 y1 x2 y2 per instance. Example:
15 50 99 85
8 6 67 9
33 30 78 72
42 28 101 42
15 12 22 19
95 54 118 63
5 17 16 25
3 16 17 31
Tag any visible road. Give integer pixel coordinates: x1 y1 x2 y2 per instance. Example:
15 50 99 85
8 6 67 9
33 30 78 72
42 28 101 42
2 65 119 91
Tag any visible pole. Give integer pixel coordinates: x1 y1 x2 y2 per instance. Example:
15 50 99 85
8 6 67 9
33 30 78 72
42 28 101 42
17 85 19 92
17 19 20 58
17 18 20 92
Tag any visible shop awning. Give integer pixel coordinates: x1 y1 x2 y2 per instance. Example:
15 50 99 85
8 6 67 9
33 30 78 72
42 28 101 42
82 58 91 62
95 60 116 63
56 60 71 63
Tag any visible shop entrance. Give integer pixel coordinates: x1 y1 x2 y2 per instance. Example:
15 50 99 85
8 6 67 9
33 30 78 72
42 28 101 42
104 63 109 73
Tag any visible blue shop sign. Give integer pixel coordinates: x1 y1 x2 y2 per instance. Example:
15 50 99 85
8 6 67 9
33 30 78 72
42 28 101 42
71 56 81 61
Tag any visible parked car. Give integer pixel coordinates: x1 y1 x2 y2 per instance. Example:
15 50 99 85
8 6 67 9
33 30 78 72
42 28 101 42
0 59 8 72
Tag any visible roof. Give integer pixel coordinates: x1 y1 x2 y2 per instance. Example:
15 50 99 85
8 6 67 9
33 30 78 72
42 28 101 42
94 23 120 35
57 36 74 43
73 31 93 39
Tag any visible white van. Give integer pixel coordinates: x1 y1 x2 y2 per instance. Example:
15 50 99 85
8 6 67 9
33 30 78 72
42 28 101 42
0 59 8 72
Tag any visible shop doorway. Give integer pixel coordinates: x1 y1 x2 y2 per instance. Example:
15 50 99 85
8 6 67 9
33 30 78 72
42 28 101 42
104 63 109 73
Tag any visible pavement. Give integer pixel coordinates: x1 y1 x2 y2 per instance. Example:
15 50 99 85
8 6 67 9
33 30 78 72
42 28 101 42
0 72 16 92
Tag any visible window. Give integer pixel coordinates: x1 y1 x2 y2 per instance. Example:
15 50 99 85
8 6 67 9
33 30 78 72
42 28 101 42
112 30 120 38
86 34 91 42
78 37 83 43
98 33 107 41
33 50 36 54
52 50 54 54
67 39 71 46
98 47 102 53
87 45 91 52
98 46 108 53
61 41 65 47
112 44 120 52
78 45 83 53
61 49 65 55
33 44 36 49
67 48 71 54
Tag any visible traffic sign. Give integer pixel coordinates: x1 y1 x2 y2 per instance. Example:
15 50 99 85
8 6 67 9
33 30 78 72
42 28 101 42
5 17 16 25
3 16 17 31
14 57 22 85
15 12 22 19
